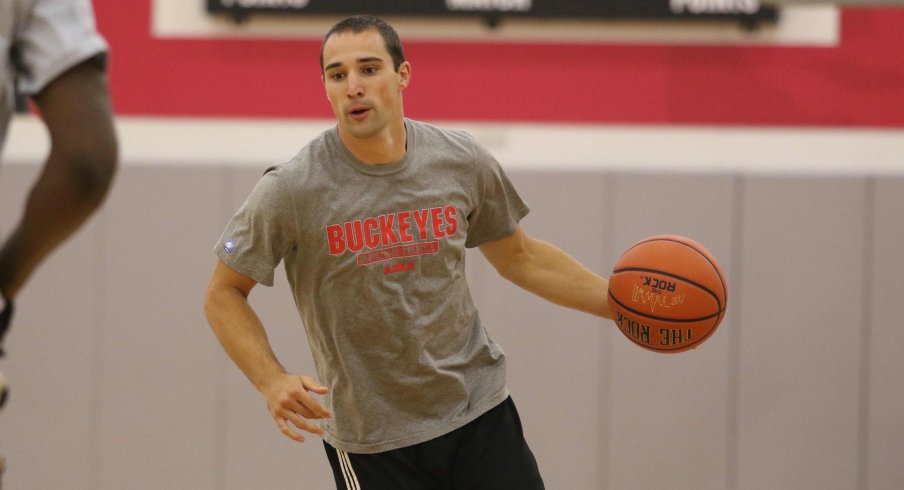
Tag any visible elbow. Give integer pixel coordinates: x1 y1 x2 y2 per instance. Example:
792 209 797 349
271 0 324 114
203 281 249 321
493 262 518 283
491 251 531 286
203 286 219 323
203 283 230 322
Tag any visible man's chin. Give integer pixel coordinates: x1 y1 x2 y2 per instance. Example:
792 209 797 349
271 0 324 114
344 122 379 140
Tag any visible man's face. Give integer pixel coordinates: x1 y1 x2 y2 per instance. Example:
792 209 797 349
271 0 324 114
321 29 410 140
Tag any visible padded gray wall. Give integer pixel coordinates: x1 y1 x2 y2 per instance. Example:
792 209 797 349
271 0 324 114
1 163 901 490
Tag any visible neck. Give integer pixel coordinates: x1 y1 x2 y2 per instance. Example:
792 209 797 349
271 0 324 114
338 118 407 165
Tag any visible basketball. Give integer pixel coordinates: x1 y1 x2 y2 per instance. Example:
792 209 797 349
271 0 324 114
607 235 727 353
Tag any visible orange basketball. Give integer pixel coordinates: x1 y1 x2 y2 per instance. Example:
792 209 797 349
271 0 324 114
607 235 727 353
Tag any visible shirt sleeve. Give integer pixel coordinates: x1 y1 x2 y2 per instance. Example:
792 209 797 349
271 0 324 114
464 142 530 248
213 167 297 286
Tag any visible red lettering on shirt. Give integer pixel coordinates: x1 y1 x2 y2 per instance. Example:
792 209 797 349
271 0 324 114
326 224 345 255
378 214 400 246
326 205 460 263
444 205 457 236
411 209 429 240
344 220 365 252
363 217 380 248
398 211 413 242
430 207 445 239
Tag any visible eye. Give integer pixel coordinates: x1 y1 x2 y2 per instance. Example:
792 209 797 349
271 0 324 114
329 72 346 81
362 66 379 75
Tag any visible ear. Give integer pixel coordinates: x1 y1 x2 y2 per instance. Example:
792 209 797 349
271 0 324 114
322 72 332 103
397 61 412 90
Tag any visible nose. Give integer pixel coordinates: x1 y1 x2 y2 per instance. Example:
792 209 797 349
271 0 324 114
346 73 364 98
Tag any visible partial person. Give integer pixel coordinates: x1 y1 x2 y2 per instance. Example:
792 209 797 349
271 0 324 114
204 15 610 490
0 0 118 411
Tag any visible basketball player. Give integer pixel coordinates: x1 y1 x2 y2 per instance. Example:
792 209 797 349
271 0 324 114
0 0 117 414
204 15 611 489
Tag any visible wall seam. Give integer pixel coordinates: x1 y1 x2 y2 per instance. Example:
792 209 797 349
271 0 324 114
599 171 617 490
214 165 234 490
856 177 875 490
89 207 108 489
725 173 746 490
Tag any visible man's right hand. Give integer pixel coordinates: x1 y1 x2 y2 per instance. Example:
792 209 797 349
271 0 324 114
259 373 331 443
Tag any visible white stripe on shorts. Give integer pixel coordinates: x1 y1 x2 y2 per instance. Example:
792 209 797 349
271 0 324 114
338 449 361 490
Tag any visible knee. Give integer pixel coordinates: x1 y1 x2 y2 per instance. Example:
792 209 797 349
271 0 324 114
60 140 118 205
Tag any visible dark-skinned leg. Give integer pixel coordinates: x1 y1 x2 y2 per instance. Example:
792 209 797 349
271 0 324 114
0 58 117 304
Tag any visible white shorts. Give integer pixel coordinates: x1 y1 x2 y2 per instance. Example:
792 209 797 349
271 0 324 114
1 0 108 150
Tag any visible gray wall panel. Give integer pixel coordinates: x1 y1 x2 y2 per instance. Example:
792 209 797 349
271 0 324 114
867 177 904 490
737 177 865 490
607 173 735 490
96 167 227 489
0 165 103 489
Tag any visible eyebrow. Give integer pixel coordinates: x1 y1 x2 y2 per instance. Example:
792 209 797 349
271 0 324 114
324 56 385 72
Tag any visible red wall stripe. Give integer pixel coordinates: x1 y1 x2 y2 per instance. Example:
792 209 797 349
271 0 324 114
93 2 904 127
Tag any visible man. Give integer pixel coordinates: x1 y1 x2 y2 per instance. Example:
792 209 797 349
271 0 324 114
0 0 118 367
204 15 611 489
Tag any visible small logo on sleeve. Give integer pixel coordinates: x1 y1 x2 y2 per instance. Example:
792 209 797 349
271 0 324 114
223 240 237 254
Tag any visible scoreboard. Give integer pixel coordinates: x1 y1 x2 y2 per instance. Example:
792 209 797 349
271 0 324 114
206 0 778 26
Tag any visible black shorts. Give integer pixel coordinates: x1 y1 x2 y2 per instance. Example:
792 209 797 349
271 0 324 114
323 396 545 490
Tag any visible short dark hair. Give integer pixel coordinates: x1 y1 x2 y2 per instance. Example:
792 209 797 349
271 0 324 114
320 15 406 73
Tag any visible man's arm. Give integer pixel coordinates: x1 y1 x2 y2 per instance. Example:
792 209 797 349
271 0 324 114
479 226 612 320
204 259 331 442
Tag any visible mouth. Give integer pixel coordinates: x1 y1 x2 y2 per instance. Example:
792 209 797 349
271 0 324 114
348 106 371 119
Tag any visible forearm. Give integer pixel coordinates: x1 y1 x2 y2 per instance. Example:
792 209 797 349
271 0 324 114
204 286 286 391
496 238 612 319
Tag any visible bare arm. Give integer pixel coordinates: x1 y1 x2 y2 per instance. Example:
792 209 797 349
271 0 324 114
479 226 612 319
204 259 331 442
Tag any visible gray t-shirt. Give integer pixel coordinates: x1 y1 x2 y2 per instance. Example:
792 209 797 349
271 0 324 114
215 118 530 454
